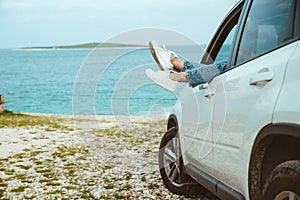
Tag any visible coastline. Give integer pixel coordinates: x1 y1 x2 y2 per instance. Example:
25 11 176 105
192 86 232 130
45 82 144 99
20 112 169 122
14 42 147 51
13 46 147 51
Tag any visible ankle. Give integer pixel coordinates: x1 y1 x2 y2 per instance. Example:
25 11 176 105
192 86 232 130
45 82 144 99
170 56 184 71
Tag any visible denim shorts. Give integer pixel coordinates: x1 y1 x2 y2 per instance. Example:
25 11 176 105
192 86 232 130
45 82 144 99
181 61 227 87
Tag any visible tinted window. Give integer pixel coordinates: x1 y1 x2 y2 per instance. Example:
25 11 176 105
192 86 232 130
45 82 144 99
237 0 295 64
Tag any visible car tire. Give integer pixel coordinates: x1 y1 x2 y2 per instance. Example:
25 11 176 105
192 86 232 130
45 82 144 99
262 160 300 200
158 127 206 196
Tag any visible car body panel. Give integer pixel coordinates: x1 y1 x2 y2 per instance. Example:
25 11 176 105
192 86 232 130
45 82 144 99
178 84 215 170
273 41 300 124
210 42 298 196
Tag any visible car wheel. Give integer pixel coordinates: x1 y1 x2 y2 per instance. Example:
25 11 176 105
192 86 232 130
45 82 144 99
158 127 206 196
262 160 300 200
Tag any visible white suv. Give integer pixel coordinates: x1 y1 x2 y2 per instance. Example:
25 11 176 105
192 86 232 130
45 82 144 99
158 0 300 199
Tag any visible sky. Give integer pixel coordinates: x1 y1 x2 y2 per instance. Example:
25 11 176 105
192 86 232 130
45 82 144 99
0 0 239 48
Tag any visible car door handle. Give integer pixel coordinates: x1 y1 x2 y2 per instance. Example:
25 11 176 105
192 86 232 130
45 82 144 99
250 71 274 86
198 83 209 90
204 89 216 98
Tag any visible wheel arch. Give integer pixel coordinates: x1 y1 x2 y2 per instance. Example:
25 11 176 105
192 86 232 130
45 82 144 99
248 123 300 200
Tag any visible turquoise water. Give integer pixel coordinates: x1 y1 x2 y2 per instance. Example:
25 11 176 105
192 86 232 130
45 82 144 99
0 48 188 115
0 45 230 116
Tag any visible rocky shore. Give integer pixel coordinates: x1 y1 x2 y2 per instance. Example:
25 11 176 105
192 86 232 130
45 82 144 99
0 112 216 199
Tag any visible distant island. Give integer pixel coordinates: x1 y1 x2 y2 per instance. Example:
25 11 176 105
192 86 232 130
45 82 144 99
19 42 146 50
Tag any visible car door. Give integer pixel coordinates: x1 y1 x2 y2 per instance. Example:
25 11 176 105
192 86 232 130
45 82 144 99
273 0 300 124
209 0 298 194
181 2 243 171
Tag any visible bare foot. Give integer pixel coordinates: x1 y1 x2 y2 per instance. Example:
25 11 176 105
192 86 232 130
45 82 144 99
170 55 184 71
170 71 188 82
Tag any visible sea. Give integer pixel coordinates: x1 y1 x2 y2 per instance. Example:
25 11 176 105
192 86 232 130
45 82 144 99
0 46 216 116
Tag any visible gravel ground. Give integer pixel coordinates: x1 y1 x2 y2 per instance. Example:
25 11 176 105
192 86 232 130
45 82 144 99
0 113 218 199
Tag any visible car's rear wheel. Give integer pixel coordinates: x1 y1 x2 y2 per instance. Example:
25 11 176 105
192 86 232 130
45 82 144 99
262 160 300 200
158 127 206 196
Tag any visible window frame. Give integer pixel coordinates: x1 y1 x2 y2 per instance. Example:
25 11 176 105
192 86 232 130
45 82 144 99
200 0 244 68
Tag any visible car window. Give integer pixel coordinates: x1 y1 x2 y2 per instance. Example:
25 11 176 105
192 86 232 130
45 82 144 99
214 25 237 63
236 0 295 65
201 2 243 65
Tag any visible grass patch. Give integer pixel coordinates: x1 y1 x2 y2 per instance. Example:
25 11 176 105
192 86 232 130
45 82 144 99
0 178 8 187
0 110 73 131
104 184 115 190
141 176 146 182
14 173 27 180
10 185 28 193
5 169 15 175
45 189 63 195
52 146 89 159
11 153 27 160
124 172 132 180
119 183 132 191
15 164 32 170
45 181 61 187
0 188 5 197
147 182 159 190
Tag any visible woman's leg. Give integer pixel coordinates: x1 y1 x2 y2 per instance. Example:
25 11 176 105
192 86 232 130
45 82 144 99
169 60 223 87
151 47 226 87
183 63 221 87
